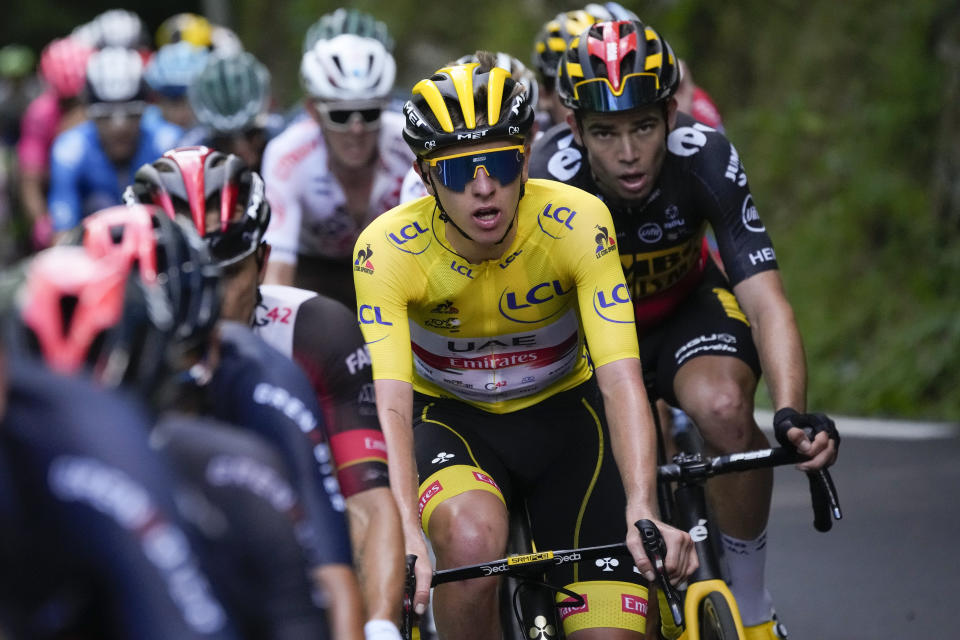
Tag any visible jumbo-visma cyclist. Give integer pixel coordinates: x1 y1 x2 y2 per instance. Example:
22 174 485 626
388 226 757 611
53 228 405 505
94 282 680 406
353 54 698 640
529 19 841 639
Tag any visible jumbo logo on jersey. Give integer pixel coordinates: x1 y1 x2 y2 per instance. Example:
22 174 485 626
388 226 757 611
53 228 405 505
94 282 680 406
386 221 432 254
358 305 393 326
498 280 573 323
620 236 703 299
594 225 617 258
354 244 374 274
538 203 578 239
592 284 633 323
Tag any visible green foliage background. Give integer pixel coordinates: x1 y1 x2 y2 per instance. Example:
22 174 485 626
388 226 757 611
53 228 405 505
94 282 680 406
238 0 956 420
4 0 957 419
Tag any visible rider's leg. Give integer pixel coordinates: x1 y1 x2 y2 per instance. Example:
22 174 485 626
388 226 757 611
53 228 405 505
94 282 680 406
672 354 772 538
673 355 779 631
428 490 509 640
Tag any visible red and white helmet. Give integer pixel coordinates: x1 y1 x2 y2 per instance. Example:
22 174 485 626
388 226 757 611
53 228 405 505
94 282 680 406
126 146 270 267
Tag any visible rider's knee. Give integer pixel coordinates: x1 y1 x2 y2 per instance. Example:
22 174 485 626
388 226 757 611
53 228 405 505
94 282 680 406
690 382 755 449
429 491 508 567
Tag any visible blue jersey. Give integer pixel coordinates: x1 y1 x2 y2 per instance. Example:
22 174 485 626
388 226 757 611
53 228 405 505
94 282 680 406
47 116 182 231
0 357 237 640
206 322 352 567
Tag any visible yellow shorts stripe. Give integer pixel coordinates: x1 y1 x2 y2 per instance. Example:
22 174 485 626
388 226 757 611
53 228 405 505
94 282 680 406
417 464 505 537
572 395 604 583
555 580 649 635
712 287 749 325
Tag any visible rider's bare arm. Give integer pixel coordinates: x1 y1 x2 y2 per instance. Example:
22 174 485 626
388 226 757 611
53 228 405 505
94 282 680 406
345 487 405 624
594 358 699 584
734 270 837 468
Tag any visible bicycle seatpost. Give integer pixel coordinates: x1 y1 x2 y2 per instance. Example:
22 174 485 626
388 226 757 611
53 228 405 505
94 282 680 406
635 520 683 628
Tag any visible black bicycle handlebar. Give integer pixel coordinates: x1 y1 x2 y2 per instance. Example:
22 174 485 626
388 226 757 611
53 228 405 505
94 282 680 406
657 446 842 531
431 542 631 586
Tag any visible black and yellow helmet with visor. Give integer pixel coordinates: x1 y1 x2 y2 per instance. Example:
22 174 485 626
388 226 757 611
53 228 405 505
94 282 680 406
402 59 535 159
557 19 680 114
402 57 536 242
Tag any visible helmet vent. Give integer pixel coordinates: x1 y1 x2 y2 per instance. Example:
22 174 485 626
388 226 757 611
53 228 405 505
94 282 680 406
59 295 79 337
108 224 125 244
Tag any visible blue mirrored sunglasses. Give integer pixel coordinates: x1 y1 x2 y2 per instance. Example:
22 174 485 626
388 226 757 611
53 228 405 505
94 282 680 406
426 145 525 192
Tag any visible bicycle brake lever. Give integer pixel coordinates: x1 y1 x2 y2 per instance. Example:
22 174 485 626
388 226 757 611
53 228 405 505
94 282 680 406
635 519 683 628
401 554 418 640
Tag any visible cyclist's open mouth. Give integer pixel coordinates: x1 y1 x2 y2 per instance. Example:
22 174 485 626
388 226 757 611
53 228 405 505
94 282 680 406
471 207 502 230
618 172 647 193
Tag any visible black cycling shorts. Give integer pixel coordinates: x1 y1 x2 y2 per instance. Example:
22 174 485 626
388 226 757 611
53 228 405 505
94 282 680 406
412 378 644 589
638 262 761 406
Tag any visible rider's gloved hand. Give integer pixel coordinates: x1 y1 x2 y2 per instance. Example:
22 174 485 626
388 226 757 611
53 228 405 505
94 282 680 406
773 408 840 470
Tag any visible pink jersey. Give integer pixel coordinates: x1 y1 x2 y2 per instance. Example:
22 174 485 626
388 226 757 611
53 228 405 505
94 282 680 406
17 91 62 174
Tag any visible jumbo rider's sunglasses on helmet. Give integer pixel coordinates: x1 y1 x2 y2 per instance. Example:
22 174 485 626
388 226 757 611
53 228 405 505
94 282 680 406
573 72 662 112
314 100 383 131
426 145 525 192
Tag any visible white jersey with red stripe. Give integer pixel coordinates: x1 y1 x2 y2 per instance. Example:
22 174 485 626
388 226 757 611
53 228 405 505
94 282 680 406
261 111 414 264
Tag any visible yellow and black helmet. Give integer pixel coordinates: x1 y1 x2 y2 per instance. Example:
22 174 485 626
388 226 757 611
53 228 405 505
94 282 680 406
532 10 600 83
557 19 680 113
402 60 535 157
531 3 639 83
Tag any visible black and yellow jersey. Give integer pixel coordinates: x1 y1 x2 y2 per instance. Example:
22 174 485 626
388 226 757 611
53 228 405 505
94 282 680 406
353 178 639 413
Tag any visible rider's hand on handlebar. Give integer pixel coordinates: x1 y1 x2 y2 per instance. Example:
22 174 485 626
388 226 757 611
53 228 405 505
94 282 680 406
407 535 433 617
773 408 840 471
626 515 698 586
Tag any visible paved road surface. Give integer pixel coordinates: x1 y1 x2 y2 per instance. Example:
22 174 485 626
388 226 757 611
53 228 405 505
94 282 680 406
765 421 960 639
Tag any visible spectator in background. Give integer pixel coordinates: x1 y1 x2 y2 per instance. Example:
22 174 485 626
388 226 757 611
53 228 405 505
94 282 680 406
16 38 92 250
143 42 209 129
181 52 282 172
47 47 181 234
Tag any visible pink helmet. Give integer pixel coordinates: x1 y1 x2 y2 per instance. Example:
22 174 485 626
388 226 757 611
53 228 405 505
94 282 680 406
39 38 94 99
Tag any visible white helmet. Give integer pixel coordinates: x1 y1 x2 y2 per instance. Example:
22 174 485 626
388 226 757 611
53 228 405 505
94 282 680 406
86 46 145 103
300 33 395 101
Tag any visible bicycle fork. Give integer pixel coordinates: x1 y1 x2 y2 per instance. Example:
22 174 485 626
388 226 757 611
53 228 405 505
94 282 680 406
666 481 747 639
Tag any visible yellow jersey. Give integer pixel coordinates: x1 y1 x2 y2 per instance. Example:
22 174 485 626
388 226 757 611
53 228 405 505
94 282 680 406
352 178 639 413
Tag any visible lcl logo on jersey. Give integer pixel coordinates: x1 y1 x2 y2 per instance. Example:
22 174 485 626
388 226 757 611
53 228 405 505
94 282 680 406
386 221 431 254
388 222 428 245
354 244 374 274
498 280 573 323
592 284 633 324
538 203 578 239
358 305 393 326
594 224 617 258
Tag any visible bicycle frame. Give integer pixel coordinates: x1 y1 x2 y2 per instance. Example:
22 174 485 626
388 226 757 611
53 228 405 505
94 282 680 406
651 405 841 640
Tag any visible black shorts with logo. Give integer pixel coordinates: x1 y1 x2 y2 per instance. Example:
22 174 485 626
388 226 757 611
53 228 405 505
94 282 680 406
412 378 644 589
638 262 762 406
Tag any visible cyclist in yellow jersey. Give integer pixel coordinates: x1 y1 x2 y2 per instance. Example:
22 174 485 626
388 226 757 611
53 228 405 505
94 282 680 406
354 53 697 640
